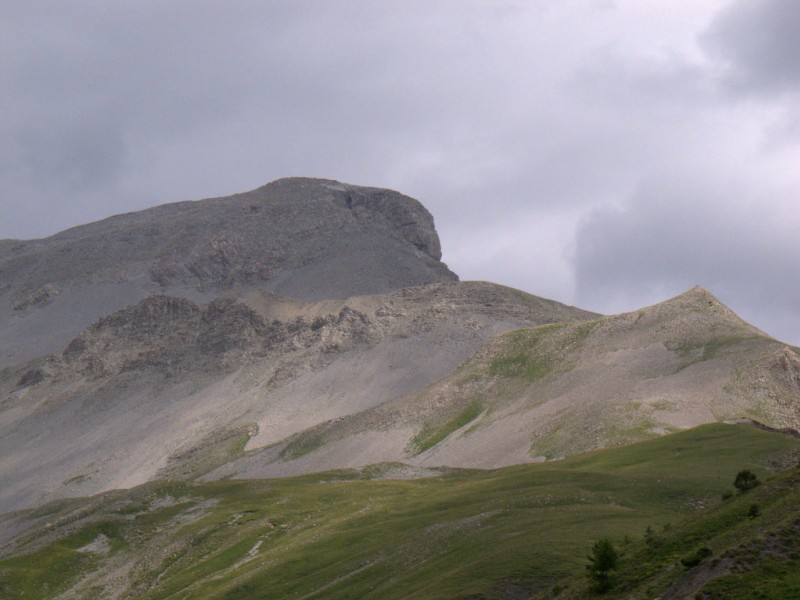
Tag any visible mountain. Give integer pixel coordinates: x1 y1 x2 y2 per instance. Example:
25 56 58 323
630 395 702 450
0 177 456 367
1 177 799 599
1 178 798 518
219 286 800 478
0 267 594 514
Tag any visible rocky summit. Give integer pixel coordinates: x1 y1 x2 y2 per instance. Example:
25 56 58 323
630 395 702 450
0 178 456 366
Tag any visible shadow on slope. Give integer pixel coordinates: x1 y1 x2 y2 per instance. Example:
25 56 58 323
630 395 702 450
1 423 798 599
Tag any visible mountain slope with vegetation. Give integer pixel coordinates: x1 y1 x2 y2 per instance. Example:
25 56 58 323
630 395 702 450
546 433 800 599
0 424 797 599
0 281 595 514
231 287 800 478
1 178 798 599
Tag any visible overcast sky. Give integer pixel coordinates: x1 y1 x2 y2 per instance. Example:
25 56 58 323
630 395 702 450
2 0 799 344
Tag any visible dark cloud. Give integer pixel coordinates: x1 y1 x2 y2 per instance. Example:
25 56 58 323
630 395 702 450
1 2 799 344
16 117 127 192
574 168 800 344
703 0 800 93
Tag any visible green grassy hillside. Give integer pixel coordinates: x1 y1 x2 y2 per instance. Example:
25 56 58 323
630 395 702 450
548 437 800 599
1 424 798 599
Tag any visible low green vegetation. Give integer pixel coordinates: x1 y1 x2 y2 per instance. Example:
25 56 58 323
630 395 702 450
552 454 800 598
279 428 328 460
0 521 126 599
734 468 760 493
488 326 562 380
158 425 256 480
487 320 599 382
1 424 798 599
671 335 758 371
411 401 483 454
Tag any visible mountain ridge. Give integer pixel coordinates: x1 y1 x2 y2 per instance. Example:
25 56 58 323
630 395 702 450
0 179 797 512
215 284 798 479
0 280 596 514
0 177 799 598
0 178 457 366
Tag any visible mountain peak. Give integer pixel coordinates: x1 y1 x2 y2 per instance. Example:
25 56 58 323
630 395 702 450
655 285 735 316
673 285 727 309
0 178 456 366
248 177 445 261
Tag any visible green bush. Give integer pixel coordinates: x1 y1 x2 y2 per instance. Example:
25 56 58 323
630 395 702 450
587 537 619 593
734 469 760 493
680 546 712 568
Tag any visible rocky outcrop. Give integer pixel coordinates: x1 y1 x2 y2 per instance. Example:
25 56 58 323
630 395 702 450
0 178 457 366
61 293 379 377
1 178 453 296
12 284 60 311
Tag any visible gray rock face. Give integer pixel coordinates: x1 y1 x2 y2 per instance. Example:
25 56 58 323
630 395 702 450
0 281 596 513
0 178 456 366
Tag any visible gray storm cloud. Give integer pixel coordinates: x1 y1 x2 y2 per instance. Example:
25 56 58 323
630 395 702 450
1 1 798 344
574 168 800 344
703 0 800 93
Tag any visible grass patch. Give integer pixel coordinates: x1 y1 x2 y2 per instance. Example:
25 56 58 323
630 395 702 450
554 458 800 598
2 424 798 600
489 352 551 380
279 430 327 460
0 521 126 599
650 399 678 411
488 324 566 380
671 336 758 371
158 425 256 480
411 401 483 454
62 474 88 486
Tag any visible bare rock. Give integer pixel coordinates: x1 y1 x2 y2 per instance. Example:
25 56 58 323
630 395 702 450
0 178 456 366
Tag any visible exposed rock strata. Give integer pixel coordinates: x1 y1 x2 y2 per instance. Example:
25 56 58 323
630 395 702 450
0 280 594 513
0 178 456 366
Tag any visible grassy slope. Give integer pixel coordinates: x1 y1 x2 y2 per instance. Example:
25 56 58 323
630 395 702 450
1 424 798 599
552 447 800 599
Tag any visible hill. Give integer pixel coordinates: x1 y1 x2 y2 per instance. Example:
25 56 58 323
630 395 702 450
0 424 797 599
227 286 800 477
546 430 800 599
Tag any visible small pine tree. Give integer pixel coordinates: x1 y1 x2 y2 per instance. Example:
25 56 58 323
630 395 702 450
734 469 760 493
586 537 619 593
644 524 660 547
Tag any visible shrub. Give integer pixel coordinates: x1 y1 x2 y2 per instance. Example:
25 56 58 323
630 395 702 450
747 503 760 519
586 537 619 593
681 546 712 568
644 525 661 547
734 469 760 493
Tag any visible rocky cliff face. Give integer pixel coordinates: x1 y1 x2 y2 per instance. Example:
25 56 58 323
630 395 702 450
0 178 456 366
0 281 595 513
219 287 799 479
59 293 377 377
